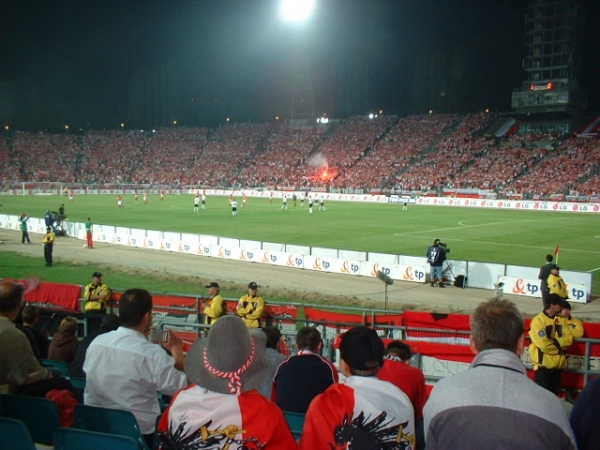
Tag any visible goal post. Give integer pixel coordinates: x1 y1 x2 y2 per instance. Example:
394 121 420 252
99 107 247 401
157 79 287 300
19 182 64 196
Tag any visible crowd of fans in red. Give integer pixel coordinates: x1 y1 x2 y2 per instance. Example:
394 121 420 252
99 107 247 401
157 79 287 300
1 113 599 198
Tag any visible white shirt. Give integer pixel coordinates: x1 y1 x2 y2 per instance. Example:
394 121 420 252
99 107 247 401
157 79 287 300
83 326 188 434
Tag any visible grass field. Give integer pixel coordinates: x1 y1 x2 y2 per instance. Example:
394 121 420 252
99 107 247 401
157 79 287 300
2 193 599 294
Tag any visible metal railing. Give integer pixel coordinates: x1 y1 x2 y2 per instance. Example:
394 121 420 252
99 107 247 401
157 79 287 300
156 315 600 389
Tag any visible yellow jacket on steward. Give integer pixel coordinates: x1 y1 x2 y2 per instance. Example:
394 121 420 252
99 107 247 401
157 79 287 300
547 273 568 299
528 311 574 371
84 282 111 311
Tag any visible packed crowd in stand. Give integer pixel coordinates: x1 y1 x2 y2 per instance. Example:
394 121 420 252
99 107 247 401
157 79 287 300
236 124 328 188
1 113 600 197
504 136 600 197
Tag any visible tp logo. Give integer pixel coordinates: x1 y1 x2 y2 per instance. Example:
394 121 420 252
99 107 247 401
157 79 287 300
571 288 585 301
512 279 539 296
403 267 425 281
287 256 304 267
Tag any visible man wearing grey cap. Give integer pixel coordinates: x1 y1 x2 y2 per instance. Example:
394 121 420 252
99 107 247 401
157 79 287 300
299 326 416 449
236 282 265 328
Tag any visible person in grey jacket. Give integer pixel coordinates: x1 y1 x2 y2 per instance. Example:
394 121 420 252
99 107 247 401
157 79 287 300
423 299 576 450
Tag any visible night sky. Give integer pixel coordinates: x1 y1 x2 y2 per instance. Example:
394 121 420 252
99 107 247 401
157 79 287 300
1 0 599 131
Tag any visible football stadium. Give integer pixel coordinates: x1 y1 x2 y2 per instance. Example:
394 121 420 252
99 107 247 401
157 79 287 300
1 1 600 448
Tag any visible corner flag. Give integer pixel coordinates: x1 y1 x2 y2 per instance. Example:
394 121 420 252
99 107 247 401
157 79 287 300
554 244 560 264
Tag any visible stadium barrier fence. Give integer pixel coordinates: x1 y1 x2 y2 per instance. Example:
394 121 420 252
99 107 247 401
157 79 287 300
5 278 599 391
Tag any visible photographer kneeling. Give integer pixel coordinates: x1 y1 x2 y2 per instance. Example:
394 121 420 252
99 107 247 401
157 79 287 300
426 239 448 288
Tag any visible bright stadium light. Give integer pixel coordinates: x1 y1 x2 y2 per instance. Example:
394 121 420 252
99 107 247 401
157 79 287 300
280 0 315 23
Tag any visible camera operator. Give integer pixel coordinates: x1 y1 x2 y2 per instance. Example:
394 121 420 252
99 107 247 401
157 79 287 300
57 203 67 220
426 239 448 288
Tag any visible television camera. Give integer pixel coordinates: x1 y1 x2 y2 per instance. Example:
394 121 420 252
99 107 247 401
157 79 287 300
438 242 450 253
50 211 68 236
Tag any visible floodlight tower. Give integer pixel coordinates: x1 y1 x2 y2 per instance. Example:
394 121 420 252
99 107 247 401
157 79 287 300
280 0 317 128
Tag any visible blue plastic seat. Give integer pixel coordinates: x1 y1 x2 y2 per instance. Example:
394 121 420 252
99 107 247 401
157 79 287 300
73 403 151 450
0 417 37 450
283 410 306 441
66 376 86 402
0 394 61 446
54 427 140 450
41 358 69 375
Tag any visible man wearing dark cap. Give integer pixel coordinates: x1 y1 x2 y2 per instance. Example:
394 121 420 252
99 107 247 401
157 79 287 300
548 264 569 302
529 294 576 394
236 282 265 328
84 272 111 334
203 282 225 325
84 272 111 313
556 300 584 340
156 315 297 449
299 326 416 450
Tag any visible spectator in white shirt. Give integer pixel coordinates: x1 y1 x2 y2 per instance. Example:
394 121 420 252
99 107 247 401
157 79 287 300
84 288 188 447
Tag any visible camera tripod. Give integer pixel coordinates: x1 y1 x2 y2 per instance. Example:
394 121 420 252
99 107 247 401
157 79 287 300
443 260 466 289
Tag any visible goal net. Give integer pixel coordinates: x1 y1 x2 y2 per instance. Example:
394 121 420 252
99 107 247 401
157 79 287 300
18 182 64 196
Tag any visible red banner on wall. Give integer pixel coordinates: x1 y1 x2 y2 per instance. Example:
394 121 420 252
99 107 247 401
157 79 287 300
304 307 367 325
16 280 82 311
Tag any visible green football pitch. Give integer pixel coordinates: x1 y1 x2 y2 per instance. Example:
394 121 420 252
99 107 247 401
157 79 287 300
2 193 599 293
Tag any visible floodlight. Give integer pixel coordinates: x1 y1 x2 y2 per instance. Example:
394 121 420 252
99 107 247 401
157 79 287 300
280 0 315 23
